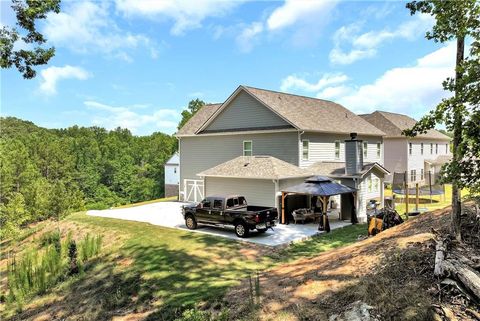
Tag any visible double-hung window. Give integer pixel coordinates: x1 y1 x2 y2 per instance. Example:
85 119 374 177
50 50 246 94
436 143 438 154
409 143 413 155
302 140 309 161
363 141 368 158
335 140 341 159
243 141 252 156
430 143 433 154
410 169 417 182
421 143 424 155
445 144 448 154
376 142 381 158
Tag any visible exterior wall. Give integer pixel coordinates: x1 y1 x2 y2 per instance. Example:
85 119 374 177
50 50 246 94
205 177 276 207
299 133 383 168
164 184 179 198
164 164 179 185
203 91 291 132
179 131 299 199
383 138 408 182
406 138 450 183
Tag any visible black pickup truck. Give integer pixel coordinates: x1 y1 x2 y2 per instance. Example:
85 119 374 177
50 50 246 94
182 195 278 238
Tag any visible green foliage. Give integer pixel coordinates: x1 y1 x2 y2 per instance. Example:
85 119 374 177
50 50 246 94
175 309 229 321
177 99 206 130
0 117 177 239
1 0 61 78
6 232 103 310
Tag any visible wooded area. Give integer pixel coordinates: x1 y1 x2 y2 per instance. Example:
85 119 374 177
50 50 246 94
0 117 177 239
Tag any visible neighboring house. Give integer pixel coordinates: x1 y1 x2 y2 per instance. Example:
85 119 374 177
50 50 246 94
164 152 179 198
360 111 451 184
175 85 389 222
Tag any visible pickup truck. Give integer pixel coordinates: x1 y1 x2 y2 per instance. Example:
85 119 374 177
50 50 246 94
182 195 278 238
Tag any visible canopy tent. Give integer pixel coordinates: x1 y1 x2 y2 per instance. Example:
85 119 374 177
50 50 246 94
280 176 358 231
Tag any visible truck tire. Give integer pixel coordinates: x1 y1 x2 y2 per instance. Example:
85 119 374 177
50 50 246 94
234 222 249 238
185 215 197 230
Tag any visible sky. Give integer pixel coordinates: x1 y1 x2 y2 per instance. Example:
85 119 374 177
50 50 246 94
1 0 456 136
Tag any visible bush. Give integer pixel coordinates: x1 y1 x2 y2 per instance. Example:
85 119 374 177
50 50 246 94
78 234 103 262
39 229 61 249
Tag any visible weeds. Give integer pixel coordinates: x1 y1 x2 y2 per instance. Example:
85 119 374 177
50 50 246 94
248 271 261 306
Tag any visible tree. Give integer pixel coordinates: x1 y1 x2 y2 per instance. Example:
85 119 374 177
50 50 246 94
1 0 60 79
177 99 206 130
404 0 480 241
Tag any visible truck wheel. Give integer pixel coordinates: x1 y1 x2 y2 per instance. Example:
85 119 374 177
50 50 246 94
185 215 197 230
234 222 249 238
257 228 267 233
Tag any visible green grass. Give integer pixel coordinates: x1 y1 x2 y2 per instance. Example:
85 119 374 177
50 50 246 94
1 211 368 320
113 196 178 209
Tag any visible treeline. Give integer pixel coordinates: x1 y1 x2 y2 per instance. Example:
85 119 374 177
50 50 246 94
0 117 177 238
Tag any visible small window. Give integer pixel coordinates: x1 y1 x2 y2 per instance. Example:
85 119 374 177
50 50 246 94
435 143 438 154
409 142 413 155
201 199 211 208
335 140 340 159
213 200 223 209
302 140 309 161
238 196 247 206
421 169 424 181
363 141 368 158
226 198 234 208
410 169 416 182
421 143 424 155
233 198 239 206
376 142 381 158
430 143 433 154
243 141 252 156
174 167 177 174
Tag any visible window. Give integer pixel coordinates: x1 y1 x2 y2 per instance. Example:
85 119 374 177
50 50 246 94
226 198 234 208
233 198 239 206
410 169 416 182
373 178 379 192
213 200 222 209
409 142 413 155
238 196 247 206
200 199 211 208
174 167 177 174
445 144 448 154
376 142 381 158
430 143 433 154
436 143 438 154
367 177 372 192
335 140 341 159
302 140 309 160
363 141 368 158
421 143 424 155
421 169 424 181
243 141 252 156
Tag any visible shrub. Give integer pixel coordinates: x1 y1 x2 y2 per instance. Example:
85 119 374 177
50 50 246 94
78 233 102 262
39 229 61 249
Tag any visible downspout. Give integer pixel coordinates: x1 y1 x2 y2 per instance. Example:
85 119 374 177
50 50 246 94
273 179 280 211
176 136 182 201
298 130 305 166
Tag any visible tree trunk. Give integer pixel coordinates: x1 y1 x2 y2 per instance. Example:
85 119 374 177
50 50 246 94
452 36 465 242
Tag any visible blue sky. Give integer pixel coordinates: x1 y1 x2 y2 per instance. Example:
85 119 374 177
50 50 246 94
1 0 456 136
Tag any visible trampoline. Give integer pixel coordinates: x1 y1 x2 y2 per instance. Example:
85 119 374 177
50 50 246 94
392 171 445 196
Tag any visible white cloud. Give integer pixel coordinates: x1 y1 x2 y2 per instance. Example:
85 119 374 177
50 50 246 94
236 22 263 53
319 43 455 117
281 73 348 92
43 1 155 60
115 0 243 35
330 14 434 65
267 0 338 31
39 65 91 95
84 101 180 135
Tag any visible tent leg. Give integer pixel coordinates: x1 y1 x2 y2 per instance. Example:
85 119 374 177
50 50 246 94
281 192 286 224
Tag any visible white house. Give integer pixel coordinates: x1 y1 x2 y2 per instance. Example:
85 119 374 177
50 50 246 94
164 152 179 198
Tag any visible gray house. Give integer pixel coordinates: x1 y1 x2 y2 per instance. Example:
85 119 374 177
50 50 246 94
175 86 389 222
360 111 451 183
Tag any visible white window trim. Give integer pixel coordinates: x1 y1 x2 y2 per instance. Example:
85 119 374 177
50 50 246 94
243 140 253 156
363 141 368 158
376 142 381 158
302 139 310 161
334 140 341 159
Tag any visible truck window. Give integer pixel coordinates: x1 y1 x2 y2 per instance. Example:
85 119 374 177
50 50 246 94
226 198 234 208
213 200 223 209
238 197 247 206
233 198 239 206
200 199 211 208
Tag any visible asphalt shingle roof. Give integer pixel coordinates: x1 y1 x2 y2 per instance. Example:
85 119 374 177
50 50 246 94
360 111 451 140
306 161 390 178
175 103 222 136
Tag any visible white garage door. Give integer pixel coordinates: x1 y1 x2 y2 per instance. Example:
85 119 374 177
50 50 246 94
205 177 275 207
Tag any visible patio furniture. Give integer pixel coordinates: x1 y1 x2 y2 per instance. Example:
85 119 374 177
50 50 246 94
292 208 321 224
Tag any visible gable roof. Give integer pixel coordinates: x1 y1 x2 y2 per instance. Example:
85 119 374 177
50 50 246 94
165 152 179 165
177 86 385 137
175 103 222 136
360 111 450 140
307 161 390 179
197 155 310 180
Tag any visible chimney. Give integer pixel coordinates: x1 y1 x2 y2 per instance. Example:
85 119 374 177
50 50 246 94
345 132 363 175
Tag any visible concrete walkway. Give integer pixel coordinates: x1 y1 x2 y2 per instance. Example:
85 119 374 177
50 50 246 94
87 201 351 247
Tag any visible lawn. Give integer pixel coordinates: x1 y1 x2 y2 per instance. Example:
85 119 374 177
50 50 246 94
1 211 367 321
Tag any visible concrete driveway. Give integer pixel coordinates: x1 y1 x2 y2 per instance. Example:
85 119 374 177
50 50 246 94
87 201 351 247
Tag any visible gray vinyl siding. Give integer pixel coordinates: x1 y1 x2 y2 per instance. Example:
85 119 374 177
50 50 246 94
205 177 276 207
299 133 384 168
203 91 291 132
179 131 299 196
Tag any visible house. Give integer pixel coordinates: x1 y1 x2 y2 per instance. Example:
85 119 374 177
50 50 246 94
175 85 389 222
164 152 180 198
360 111 451 184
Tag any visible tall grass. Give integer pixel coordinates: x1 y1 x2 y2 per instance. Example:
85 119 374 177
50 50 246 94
6 232 103 310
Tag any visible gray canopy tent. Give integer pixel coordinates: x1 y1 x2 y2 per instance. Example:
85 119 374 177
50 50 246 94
280 176 357 232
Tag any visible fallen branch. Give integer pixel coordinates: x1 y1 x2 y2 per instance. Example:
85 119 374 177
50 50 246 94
442 259 480 300
434 238 446 277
